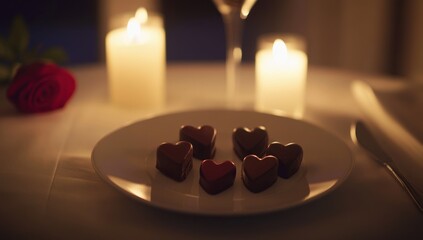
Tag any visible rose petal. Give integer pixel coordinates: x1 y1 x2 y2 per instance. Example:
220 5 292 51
31 78 60 112
7 62 76 113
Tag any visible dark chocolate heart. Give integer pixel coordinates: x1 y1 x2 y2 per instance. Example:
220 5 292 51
156 141 193 181
200 160 236 194
157 141 193 163
200 160 236 182
242 155 278 193
180 125 216 159
265 142 303 178
233 126 268 160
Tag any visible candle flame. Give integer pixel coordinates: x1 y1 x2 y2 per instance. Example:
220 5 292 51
272 39 288 62
126 17 142 42
135 8 148 24
241 0 257 19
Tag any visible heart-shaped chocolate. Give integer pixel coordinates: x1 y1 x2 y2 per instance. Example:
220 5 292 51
265 142 303 178
156 141 193 181
180 125 216 160
233 126 268 160
242 155 278 193
200 160 236 195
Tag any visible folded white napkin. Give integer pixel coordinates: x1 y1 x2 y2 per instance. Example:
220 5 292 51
352 79 423 143
373 81 423 143
352 80 423 190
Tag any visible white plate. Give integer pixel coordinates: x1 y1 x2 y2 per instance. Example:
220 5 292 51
92 109 353 216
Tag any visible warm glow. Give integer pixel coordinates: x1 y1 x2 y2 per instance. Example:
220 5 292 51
135 8 148 24
126 17 142 43
106 7 165 108
233 47 242 62
272 39 288 62
256 35 308 118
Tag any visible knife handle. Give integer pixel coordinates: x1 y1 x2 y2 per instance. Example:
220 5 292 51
385 163 423 212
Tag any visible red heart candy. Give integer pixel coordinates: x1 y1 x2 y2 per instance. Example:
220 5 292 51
200 160 236 194
265 142 303 178
233 126 268 160
156 141 193 181
242 155 278 193
180 125 216 159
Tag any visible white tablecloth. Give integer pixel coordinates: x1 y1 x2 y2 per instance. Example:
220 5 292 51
0 63 422 239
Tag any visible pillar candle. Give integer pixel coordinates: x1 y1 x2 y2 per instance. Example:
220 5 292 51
106 9 165 108
255 34 307 118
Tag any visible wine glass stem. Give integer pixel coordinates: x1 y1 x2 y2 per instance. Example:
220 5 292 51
222 12 244 106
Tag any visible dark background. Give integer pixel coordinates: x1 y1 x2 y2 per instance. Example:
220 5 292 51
0 0 304 64
1 0 418 78
0 0 99 64
161 0 305 62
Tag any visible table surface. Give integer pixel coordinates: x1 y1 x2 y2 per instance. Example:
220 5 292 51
0 62 422 239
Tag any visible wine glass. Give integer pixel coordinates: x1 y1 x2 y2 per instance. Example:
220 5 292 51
212 0 258 107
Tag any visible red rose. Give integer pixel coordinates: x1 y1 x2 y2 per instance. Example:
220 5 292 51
6 62 76 113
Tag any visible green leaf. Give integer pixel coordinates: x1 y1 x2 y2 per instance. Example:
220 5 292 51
40 47 68 63
10 63 21 79
8 16 29 56
0 36 14 61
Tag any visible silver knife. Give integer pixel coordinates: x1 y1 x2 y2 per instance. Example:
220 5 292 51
352 121 423 212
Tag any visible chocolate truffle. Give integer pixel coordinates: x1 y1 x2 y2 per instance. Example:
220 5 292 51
265 142 303 178
180 125 216 160
242 155 278 193
233 126 268 160
156 141 193 181
200 160 236 195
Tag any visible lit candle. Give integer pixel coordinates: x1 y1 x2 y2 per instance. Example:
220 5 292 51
106 8 165 108
255 34 307 118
